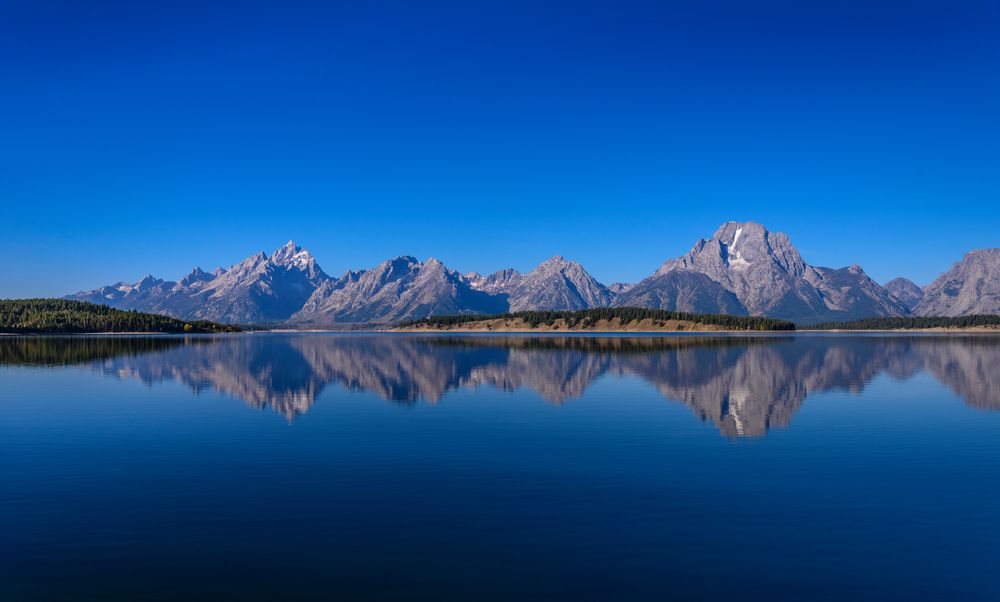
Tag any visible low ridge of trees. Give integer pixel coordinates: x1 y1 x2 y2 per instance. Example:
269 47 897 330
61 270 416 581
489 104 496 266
811 315 1000 330
423 335 790 352
399 308 795 331
0 299 240 334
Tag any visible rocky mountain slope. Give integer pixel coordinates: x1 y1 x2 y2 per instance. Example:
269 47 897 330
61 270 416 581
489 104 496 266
884 277 924 310
505 256 613 312
915 249 1000 316
616 271 746 315
466 269 523 295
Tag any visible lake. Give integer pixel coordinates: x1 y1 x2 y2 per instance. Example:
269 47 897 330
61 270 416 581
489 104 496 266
2 333 999 601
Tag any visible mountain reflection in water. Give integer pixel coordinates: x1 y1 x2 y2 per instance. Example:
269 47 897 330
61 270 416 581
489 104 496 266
2 334 997 437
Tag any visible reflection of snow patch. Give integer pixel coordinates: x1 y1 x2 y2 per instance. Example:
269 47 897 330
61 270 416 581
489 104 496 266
728 386 749 436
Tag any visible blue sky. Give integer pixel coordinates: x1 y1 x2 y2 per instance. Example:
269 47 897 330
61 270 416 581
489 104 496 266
2 0 998 297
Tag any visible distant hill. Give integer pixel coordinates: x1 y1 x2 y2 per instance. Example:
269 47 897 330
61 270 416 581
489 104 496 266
0 299 240 334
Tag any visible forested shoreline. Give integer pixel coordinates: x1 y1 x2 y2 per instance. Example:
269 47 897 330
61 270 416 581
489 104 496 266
398 308 796 331
0 299 240 334
810 315 1000 330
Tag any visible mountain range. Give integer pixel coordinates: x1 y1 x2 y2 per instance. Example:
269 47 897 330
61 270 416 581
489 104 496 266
66 221 1000 326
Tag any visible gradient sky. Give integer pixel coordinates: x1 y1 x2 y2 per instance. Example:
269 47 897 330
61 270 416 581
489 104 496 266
2 0 998 297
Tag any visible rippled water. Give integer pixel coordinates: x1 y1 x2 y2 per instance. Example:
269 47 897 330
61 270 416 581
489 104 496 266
2 333 999 600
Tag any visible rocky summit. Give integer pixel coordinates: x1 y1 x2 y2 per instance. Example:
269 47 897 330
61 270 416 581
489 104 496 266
66 224 999 325
505 256 614 312
618 221 910 324
884 277 924 311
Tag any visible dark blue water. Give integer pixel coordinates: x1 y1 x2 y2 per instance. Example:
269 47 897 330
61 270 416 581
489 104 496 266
2 334 999 601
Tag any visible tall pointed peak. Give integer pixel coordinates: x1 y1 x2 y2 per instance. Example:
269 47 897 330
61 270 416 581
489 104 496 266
271 240 302 258
132 274 163 291
179 266 213 286
270 240 319 271
537 255 576 269
275 239 299 254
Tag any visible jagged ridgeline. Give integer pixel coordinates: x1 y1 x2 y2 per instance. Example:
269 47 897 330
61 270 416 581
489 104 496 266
811 315 1000 330
66 227 1000 325
0 299 240 334
398 308 796 331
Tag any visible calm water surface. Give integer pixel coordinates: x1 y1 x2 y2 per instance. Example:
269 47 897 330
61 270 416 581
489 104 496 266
2 333 999 601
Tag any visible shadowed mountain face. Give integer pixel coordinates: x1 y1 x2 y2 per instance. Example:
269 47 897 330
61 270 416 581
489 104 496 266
5 334 997 435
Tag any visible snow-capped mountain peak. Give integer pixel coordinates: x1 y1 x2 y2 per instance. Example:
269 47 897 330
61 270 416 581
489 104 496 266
270 240 318 271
